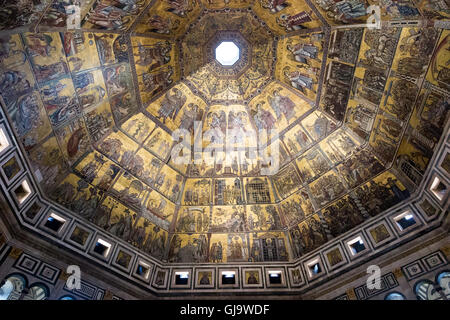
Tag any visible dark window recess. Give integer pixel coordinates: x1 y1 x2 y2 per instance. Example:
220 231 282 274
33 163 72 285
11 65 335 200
396 215 416 230
44 216 64 232
269 273 282 284
350 240 366 255
14 183 29 202
310 263 321 275
432 180 447 198
136 265 148 276
175 273 189 285
222 273 236 285
93 242 109 256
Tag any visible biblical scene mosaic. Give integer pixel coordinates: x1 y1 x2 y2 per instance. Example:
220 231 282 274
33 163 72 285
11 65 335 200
0 0 448 264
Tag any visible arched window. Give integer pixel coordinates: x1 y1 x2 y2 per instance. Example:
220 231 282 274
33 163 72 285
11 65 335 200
436 271 450 299
22 283 49 300
0 280 14 300
0 274 27 300
414 280 442 300
385 292 406 300
59 295 76 300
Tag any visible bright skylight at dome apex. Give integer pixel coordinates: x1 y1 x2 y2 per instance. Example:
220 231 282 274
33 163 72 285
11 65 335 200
215 41 240 66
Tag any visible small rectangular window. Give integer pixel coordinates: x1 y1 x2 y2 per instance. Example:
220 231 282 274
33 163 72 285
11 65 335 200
394 212 417 231
307 261 322 277
347 236 366 255
430 177 447 201
0 128 10 153
268 271 282 284
136 263 150 279
93 239 111 257
44 213 66 232
14 180 32 204
221 271 236 285
175 272 189 285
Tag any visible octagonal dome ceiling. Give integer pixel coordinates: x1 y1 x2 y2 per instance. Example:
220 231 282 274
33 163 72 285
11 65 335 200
0 0 448 266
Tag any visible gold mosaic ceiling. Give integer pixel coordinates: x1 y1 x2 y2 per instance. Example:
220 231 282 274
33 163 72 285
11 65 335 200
0 0 449 264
